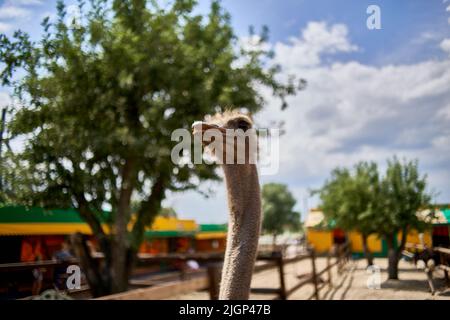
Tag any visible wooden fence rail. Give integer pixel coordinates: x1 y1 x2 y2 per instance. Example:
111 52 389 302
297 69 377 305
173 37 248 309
404 243 450 295
435 247 450 288
97 242 352 300
306 242 351 300
0 242 352 300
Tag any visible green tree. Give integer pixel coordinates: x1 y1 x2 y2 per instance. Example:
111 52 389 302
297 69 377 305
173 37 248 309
317 158 434 278
0 0 301 295
316 162 380 266
376 157 433 279
262 183 301 246
159 207 177 218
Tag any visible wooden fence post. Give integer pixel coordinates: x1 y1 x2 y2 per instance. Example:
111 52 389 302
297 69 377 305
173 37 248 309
335 245 342 275
180 262 186 281
327 252 332 287
440 252 449 286
425 258 436 296
275 251 287 300
207 263 222 300
310 248 319 300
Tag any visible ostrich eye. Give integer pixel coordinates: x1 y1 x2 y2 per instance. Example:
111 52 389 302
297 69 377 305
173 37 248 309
237 120 250 131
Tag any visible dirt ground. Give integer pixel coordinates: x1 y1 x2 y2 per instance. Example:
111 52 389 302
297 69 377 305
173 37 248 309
168 257 450 300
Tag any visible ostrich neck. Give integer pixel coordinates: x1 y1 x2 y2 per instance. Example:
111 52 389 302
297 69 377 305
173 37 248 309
220 164 261 300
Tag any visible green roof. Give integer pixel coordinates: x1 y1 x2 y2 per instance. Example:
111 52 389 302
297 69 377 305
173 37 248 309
144 230 196 238
0 206 229 238
199 224 227 232
441 209 450 224
0 205 87 223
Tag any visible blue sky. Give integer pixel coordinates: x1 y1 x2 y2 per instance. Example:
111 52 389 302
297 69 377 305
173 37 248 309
1 1 450 224
213 0 450 64
1 1 449 64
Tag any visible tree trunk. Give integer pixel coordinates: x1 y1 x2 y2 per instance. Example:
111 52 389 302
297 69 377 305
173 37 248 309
111 157 136 293
388 248 399 280
110 242 133 293
70 233 111 297
396 226 408 260
362 233 373 267
70 170 166 297
70 233 135 297
72 192 114 297
272 234 277 252
386 235 399 280
131 174 167 250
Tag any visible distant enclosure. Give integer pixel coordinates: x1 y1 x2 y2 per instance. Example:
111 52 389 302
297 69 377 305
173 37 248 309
305 208 450 256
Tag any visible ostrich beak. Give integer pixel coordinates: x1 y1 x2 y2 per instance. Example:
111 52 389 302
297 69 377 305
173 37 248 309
191 121 226 135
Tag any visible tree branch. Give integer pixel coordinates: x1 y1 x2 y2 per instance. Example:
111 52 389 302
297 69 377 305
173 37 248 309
396 225 408 257
130 173 167 251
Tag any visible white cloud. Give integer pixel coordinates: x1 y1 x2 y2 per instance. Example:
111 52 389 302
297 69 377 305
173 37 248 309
238 35 272 53
254 23 450 207
0 21 12 32
13 0 43 5
0 92 12 108
273 21 358 68
66 4 82 25
167 21 450 221
170 22 450 222
413 31 442 45
0 5 30 19
441 38 450 54
0 0 44 35
165 180 229 224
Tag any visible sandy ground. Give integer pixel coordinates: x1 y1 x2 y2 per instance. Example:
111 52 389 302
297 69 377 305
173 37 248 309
168 257 450 300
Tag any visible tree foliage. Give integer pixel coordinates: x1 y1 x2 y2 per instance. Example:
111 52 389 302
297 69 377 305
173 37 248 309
317 162 380 236
0 0 301 294
377 157 434 279
159 207 177 218
316 161 380 265
377 158 432 236
262 183 301 241
316 157 434 277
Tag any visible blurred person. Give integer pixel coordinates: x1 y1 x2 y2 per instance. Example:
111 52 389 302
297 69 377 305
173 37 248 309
53 241 74 262
31 255 44 296
52 241 75 290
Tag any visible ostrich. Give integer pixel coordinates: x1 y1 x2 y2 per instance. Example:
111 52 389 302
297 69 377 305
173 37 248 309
192 111 261 300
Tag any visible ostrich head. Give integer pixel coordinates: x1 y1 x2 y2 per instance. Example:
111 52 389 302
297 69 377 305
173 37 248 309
191 110 257 165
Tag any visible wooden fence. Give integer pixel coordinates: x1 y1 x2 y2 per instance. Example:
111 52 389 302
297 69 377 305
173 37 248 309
435 247 450 286
305 242 351 300
404 243 450 295
98 242 352 300
0 242 352 300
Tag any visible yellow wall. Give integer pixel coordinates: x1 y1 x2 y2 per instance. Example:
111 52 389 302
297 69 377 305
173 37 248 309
306 229 333 253
307 228 431 254
148 217 197 232
348 232 382 253
195 232 227 240
397 229 432 247
0 223 110 235
0 217 198 236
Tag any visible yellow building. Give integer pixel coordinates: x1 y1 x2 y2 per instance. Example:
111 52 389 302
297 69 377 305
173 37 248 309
0 206 227 262
305 209 435 256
